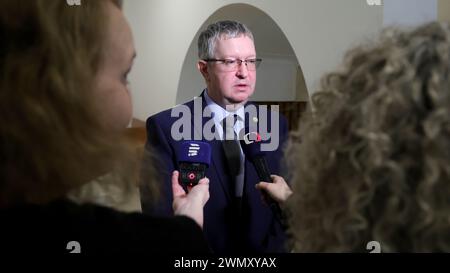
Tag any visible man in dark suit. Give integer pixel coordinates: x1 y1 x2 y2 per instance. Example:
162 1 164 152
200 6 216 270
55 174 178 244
140 20 288 253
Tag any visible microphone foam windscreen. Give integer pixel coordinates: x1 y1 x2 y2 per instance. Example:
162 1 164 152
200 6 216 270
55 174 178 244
240 137 266 158
177 141 211 166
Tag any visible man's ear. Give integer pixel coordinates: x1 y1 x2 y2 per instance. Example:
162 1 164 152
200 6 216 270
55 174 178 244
197 61 210 82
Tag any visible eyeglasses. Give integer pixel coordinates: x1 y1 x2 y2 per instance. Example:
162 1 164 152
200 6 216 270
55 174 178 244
203 58 262 71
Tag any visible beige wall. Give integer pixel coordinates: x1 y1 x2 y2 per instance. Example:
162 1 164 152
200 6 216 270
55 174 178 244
438 0 450 21
124 0 383 120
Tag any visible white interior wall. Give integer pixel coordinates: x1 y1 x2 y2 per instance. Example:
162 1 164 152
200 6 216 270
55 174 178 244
124 0 383 120
383 0 437 27
253 56 298 101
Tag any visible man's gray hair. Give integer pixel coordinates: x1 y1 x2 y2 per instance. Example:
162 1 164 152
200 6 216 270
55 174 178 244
197 20 254 59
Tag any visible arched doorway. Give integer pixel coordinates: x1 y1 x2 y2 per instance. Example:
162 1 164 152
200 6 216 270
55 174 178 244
176 3 308 130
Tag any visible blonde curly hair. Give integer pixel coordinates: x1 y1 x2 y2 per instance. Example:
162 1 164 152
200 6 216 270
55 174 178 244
287 22 450 252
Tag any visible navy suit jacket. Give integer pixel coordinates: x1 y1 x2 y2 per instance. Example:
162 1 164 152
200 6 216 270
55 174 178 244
140 92 289 254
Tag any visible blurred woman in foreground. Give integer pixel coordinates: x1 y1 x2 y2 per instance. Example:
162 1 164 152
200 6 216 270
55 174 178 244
0 0 210 254
259 22 450 252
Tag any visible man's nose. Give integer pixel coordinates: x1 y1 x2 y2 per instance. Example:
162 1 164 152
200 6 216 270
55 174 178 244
236 61 249 78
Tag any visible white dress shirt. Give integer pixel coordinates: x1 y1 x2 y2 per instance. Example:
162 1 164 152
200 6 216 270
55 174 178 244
204 89 245 197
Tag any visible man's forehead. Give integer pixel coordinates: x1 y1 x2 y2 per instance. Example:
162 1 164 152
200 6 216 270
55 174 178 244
214 36 255 55
215 36 254 47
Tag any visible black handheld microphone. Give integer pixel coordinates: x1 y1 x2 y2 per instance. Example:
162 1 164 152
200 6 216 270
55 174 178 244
240 133 286 228
176 141 211 192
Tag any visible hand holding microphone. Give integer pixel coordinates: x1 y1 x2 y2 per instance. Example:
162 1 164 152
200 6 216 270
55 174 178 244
172 170 210 228
240 134 287 227
172 141 212 228
255 175 292 204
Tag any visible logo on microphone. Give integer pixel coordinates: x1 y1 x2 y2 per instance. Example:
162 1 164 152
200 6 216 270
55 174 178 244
187 143 200 157
243 132 262 144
